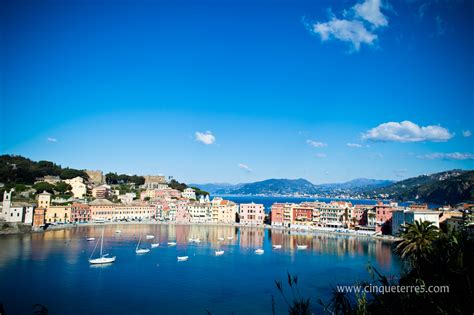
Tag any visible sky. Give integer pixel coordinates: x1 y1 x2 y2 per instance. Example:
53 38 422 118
0 0 473 184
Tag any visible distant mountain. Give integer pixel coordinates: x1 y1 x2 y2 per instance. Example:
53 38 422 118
215 178 318 196
188 183 239 194
317 178 394 191
365 170 474 205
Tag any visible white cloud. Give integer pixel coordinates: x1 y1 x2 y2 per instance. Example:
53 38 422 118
195 131 216 145
306 140 327 148
361 121 453 143
417 152 474 161
309 0 388 51
47 137 58 142
238 163 252 172
354 0 388 28
346 142 363 148
462 130 472 137
315 153 327 158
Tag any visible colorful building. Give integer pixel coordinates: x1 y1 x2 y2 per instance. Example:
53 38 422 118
240 203 265 226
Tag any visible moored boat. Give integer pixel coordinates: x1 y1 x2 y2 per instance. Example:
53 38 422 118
89 229 116 265
177 256 189 261
215 250 224 256
227 236 234 240
145 235 154 240
255 249 264 255
167 241 177 246
86 237 95 241
218 237 225 241
151 243 159 248
135 236 150 254
296 245 308 250
273 244 282 249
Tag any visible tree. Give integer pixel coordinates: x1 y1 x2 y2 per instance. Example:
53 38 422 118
33 182 55 194
394 220 439 268
60 168 88 180
55 182 72 194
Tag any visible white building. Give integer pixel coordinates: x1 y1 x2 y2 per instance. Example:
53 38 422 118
64 176 87 199
2 190 34 224
188 201 212 223
182 188 196 200
118 193 136 204
392 209 440 236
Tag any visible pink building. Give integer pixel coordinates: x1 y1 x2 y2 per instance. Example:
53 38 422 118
240 203 265 226
271 203 285 226
375 202 393 233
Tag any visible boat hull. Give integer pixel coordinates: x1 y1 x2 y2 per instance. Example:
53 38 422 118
89 256 116 264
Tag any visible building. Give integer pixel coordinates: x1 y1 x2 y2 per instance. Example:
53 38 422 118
1 190 34 224
71 203 91 222
211 197 237 224
240 203 265 226
90 198 116 221
176 202 191 223
37 191 52 209
35 175 61 184
115 202 156 221
118 193 136 204
182 188 196 200
92 185 111 199
143 175 167 189
64 176 87 199
375 202 394 233
291 205 314 229
46 205 72 224
33 208 46 228
270 203 285 227
86 170 105 185
188 201 212 223
392 209 440 236
317 201 352 228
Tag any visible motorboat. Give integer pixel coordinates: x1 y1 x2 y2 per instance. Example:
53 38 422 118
145 235 155 240
167 242 177 246
255 249 264 255
215 250 225 256
177 256 189 261
86 237 95 241
297 245 308 250
272 245 282 249
151 243 160 248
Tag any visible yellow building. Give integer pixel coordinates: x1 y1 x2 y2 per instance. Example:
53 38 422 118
46 205 72 223
37 191 52 209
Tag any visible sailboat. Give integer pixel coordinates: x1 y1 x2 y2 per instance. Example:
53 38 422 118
135 236 150 254
177 256 189 261
255 249 264 255
296 244 308 250
89 229 116 264
151 243 160 248
272 244 282 249
215 250 224 256
146 235 154 240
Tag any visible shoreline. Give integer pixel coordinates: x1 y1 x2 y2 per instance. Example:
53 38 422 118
0 221 401 242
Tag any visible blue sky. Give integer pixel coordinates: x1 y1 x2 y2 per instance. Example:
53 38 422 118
1 0 473 184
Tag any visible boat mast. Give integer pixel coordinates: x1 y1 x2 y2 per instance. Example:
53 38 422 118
100 229 104 257
136 235 141 250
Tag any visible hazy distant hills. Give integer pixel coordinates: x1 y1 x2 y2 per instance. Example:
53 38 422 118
365 170 474 205
192 177 394 196
192 170 474 204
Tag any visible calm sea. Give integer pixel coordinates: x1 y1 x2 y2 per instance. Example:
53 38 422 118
0 224 401 315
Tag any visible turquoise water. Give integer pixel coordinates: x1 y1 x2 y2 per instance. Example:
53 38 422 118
0 224 400 314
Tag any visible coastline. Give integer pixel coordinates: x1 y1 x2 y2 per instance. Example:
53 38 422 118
0 221 401 242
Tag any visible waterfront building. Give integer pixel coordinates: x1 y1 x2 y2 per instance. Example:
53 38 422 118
176 202 191 223
46 205 72 223
392 208 440 236
291 204 313 229
115 202 156 221
317 201 352 228
71 202 91 222
89 198 115 221
188 201 212 223
211 197 237 224
375 202 394 233
240 203 265 226
270 203 285 227
182 188 196 200
1 190 34 224
86 170 105 185
64 176 87 199
33 208 46 228
92 185 111 199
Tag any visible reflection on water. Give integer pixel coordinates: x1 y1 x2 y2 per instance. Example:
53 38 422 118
0 224 394 269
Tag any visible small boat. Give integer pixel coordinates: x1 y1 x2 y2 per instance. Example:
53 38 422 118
255 249 264 255
167 242 177 246
151 243 160 248
188 238 194 242
218 237 225 241
297 245 308 250
115 230 121 234
136 236 150 254
89 229 116 265
145 235 155 240
86 237 95 241
177 256 189 261
227 236 234 240
273 245 282 249
194 238 201 243
215 250 224 256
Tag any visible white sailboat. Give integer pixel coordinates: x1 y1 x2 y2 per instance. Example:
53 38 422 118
215 250 224 256
151 243 160 248
177 256 189 261
167 241 177 246
135 236 150 254
115 229 122 234
145 235 154 240
217 237 225 241
227 236 234 240
89 229 116 265
272 244 282 249
296 244 308 250
255 249 264 255
86 237 95 241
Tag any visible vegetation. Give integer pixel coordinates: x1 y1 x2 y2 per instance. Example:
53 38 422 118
168 179 209 197
105 172 145 185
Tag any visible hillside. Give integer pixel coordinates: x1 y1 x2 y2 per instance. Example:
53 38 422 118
365 170 474 204
215 178 318 195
